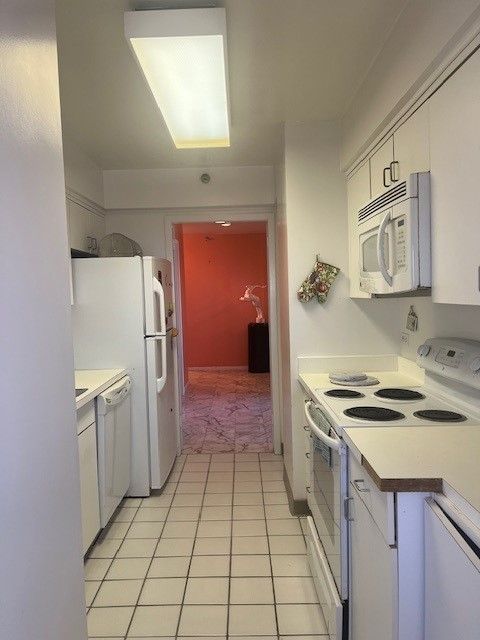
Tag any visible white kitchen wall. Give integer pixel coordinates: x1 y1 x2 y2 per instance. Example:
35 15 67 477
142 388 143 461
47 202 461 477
103 165 275 209
0 2 86 638
63 136 105 206
105 165 276 256
105 209 168 256
394 298 480 361
277 121 401 499
341 0 480 168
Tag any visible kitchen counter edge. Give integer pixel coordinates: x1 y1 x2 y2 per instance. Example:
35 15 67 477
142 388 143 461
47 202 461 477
75 369 128 410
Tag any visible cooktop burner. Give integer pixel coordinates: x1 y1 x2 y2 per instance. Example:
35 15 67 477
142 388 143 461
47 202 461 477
413 409 467 422
374 388 425 401
325 389 365 398
344 406 405 421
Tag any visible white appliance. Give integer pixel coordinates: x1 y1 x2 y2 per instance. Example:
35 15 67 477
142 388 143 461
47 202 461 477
96 376 132 526
72 256 177 496
303 337 480 640
424 495 480 640
357 172 431 295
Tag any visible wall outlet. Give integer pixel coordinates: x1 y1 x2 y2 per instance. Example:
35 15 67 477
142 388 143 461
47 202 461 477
400 331 409 345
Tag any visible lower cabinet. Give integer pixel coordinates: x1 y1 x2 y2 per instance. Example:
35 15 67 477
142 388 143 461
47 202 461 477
424 498 480 640
348 452 426 640
349 481 397 640
78 420 100 555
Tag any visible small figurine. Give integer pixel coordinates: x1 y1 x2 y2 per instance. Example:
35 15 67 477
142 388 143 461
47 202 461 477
240 284 267 323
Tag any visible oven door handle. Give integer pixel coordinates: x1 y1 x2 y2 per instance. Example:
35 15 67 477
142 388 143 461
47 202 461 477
304 401 340 451
376 210 393 286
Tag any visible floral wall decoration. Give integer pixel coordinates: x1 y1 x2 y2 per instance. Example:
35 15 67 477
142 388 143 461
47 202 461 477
297 256 340 304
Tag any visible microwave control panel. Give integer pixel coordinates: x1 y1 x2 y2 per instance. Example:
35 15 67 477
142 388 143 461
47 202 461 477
395 216 407 271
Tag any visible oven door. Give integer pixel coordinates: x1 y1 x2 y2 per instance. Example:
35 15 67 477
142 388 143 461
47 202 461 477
358 201 418 295
304 401 348 640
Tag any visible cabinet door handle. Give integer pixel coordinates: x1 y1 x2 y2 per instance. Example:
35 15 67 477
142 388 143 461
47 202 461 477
390 160 399 182
353 479 370 492
383 166 391 188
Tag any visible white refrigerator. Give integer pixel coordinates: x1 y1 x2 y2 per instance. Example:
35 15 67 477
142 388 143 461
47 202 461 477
72 256 177 496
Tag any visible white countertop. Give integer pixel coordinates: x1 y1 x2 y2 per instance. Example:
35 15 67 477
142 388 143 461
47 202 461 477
297 354 480 520
298 354 424 396
75 369 127 409
298 370 422 395
343 426 480 517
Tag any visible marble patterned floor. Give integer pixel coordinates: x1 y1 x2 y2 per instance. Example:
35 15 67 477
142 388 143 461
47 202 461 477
181 371 273 454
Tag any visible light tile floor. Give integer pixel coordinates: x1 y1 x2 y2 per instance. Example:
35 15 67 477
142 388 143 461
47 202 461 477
182 371 273 454
85 453 327 639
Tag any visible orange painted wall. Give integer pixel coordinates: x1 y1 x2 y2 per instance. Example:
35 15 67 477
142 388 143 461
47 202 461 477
181 231 268 368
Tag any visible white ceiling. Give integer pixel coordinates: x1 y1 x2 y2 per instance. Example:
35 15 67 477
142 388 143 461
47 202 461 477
55 0 408 170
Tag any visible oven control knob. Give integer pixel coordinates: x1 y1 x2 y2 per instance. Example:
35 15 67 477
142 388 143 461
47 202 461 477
417 344 431 358
470 357 480 374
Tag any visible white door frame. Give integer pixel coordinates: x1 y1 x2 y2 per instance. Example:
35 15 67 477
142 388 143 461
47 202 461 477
172 238 185 397
164 206 282 455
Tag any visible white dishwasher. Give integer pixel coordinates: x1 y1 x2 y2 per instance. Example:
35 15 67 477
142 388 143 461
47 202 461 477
424 496 480 640
96 376 132 527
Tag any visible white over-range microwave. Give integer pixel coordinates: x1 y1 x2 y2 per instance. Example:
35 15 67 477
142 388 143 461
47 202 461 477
357 172 431 295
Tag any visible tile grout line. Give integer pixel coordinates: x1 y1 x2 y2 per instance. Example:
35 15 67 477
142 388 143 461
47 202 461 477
261 455 281 640
87 492 146 616
174 453 213 640
86 453 295 638
123 453 187 639
225 452 236 639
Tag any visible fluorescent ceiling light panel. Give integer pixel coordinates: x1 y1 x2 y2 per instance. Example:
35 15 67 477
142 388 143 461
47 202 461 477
125 8 230 149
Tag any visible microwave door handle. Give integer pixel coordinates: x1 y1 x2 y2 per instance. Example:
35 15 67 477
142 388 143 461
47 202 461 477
377 210 393 286
304 401 340 451
153 276 166 335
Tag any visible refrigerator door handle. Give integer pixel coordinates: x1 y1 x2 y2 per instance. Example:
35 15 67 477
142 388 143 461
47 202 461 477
146 335 168 394
157 337 167 394
152 276 166 336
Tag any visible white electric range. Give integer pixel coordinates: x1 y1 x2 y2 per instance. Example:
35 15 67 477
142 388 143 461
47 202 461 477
310 376 480 429
301 337 480 640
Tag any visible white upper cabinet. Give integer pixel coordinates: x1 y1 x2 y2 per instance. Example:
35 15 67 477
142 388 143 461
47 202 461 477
67 198 105 255
429 50 480 305
368 104 430 201
347 161 371 298
393 103 430 183
369 136 394 199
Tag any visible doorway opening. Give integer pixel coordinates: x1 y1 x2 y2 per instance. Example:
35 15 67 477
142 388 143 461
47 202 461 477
173 221 273 454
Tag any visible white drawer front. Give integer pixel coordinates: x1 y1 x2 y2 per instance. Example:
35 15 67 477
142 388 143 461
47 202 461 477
349 453 395 545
